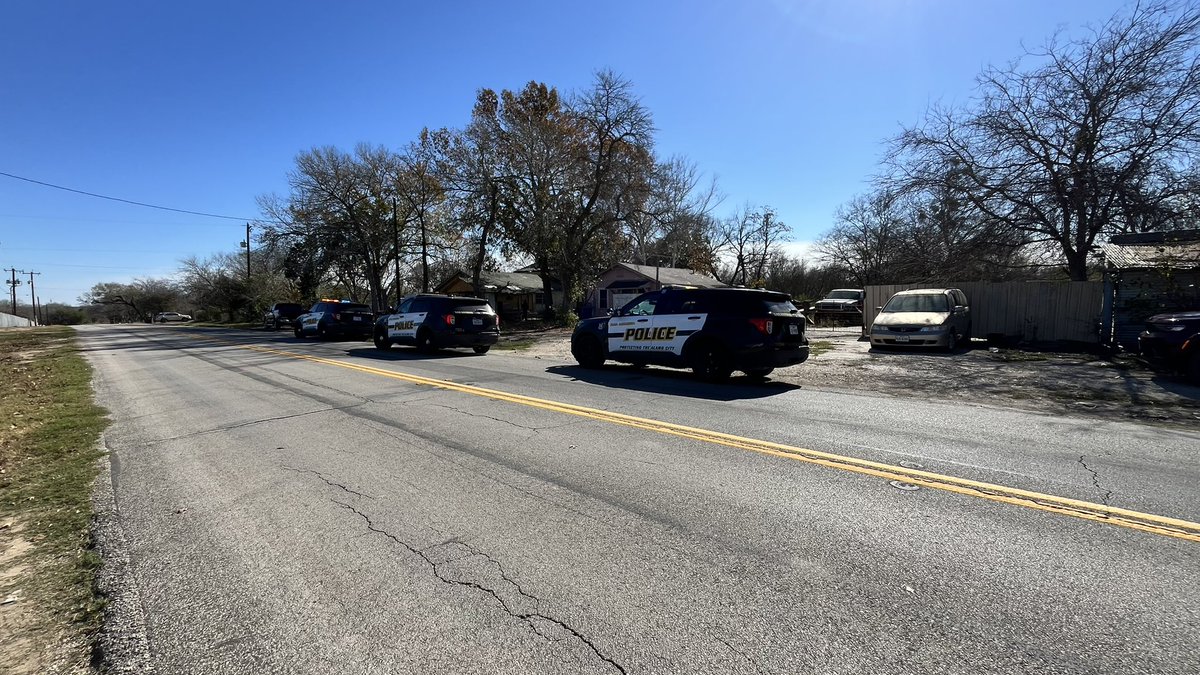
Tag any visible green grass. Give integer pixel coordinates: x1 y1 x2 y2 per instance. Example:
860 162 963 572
809 340 835 357
0 327 110 666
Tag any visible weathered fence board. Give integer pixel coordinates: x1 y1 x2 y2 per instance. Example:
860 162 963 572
0 312 32 328
862 282 1103 344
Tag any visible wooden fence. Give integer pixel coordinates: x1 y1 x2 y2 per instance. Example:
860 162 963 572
862 281 1104 344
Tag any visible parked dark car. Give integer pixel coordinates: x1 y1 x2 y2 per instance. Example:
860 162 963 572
373 294 500 354
294 300 374 340
263 302 305 330
1139 311 1200 382
570 286 809 382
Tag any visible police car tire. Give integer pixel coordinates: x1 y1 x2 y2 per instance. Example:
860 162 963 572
294 327 304 338
374 331 392 350
572 335 605 369
316 324 328 339
472 346 490 354
745 368 774 380
416 329 436 353
691 344 733 382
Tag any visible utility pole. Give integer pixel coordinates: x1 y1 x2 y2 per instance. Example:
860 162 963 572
24 271 40 325
391 197 402 308
244 223 251 283
5 268 20 315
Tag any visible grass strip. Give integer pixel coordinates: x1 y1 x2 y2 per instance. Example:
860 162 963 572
808 340 835 357
0 326 109 671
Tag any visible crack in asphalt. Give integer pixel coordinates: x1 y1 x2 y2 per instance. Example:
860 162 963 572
715 635 763 674
147 404 369 444
1078 455 1113 506
282 466 375 500
332 500 626 674
424 402 577 434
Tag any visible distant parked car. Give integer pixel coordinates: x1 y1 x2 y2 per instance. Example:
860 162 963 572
1139 310 1200 382
810 289 864 322
294 300 374 340
263 302 305 330
373 294 500 354
869 288 970 351
154 312 192 323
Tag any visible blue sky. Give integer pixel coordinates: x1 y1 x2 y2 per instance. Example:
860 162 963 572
1 0 1131 304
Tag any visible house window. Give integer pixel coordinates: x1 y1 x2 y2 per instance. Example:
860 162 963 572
535 293 545 306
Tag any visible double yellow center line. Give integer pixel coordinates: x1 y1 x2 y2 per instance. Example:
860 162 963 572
203 336 1200 543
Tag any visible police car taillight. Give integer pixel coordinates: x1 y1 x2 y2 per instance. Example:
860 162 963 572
495 314 500 327
444 314 456 326
749 317 773 335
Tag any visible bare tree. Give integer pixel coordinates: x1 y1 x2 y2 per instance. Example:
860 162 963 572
816 192 905 287
892 1 1200 280
716 204 789 286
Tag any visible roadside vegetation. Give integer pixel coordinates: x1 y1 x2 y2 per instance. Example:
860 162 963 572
0 327 109 673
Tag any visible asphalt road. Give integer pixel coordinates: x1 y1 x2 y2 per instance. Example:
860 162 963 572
80 324 1200 674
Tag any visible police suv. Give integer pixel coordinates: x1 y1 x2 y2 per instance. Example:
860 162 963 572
294 299 374 340
571 287 809 381
373 294 500 354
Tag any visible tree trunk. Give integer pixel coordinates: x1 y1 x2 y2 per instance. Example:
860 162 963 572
471 186 498 295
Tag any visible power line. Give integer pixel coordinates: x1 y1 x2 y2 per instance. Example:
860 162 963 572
0 171 258 221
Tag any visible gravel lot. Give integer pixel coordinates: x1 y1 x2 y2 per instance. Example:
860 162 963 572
500 324 1200 430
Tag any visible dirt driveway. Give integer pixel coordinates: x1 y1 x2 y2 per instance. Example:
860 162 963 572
499 325 1200 430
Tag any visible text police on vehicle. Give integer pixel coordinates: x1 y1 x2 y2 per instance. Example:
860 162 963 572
294 300 374 340
374 294 500 354
571 286 810 382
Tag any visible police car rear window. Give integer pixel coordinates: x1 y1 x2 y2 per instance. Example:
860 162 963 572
338 304 370 312
764 299 799 314
448 299 492 310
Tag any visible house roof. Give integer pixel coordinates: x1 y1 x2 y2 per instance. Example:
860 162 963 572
436 270 560 294
1102 230 1200 270
612 263 725 287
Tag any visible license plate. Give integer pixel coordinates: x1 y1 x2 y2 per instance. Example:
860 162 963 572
472 318 483 326
352 316 362 321
788 324 798 335
896 336 910 343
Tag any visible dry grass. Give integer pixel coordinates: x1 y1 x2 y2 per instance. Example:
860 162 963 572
0 327 109 673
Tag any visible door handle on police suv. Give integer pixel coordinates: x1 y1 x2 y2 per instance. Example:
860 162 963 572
635 318 649 322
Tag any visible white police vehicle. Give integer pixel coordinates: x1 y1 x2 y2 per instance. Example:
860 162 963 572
373 294 499 354
571 286 809 382
294 299 374 340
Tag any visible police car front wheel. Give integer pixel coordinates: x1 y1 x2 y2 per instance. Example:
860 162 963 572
571 335 605 369
374 331 392 350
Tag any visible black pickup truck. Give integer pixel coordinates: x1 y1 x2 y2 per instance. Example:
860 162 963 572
262 302 305 330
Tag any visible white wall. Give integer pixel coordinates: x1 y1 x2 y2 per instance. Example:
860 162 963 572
0 312 32 328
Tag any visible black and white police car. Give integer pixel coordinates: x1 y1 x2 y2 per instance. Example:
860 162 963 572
294 299 374 340
373 294 500 354
571 286 809 381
